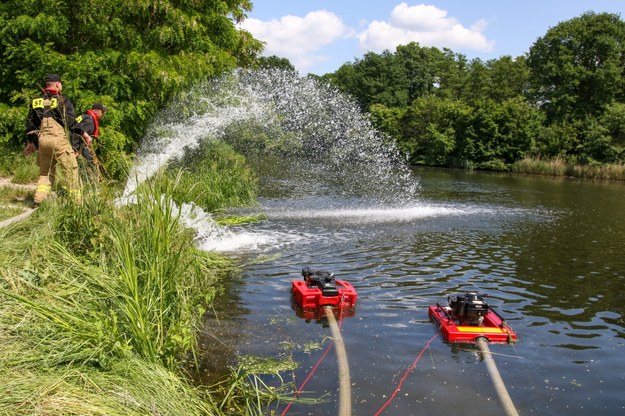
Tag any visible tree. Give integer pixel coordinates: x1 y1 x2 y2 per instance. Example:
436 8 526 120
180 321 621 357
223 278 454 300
332 50 409 111
527 12 625 123
399 96 471 166
256 56 295 72
368 103 405 144
396 43 468 102
458 97 543 169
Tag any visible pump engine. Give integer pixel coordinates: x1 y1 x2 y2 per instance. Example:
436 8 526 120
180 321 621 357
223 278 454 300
302 267 339 297
448 292 489 326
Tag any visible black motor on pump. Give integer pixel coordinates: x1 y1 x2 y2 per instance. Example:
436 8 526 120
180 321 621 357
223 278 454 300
448 292 489 325
302 267 339 297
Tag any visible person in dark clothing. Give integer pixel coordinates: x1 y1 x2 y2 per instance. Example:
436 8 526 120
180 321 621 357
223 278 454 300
72 102 107 167
24 73 82 204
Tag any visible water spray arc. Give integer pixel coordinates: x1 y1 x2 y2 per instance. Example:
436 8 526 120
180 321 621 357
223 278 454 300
123 69 420 203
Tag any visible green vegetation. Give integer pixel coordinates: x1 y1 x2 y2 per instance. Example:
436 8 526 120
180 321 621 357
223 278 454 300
0 183 33 223
1 177 217 413
0 206 23 222
0 0 263 179
325 12 625 178
511 157 625 181
0 164 296 414
169 141 258 212
0 153 39 183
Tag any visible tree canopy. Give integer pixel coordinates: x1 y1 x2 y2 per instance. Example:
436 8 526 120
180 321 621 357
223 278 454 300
527 11 625 123
326 12 625 169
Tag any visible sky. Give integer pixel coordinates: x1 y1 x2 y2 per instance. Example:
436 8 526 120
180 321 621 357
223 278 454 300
240 1 625 75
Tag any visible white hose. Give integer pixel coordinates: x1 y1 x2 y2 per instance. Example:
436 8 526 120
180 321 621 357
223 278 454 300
324 307 351 416
0 208 36 228
476 338 520 416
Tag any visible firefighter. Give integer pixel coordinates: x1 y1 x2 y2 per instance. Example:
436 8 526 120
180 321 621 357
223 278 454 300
72 102 107 179
24 73 81 204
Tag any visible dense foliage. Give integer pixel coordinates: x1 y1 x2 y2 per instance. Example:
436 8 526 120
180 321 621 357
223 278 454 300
0 0 263 177
326 12 625 170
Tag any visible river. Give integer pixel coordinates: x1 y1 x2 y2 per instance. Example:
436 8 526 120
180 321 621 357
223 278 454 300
200 166 625 416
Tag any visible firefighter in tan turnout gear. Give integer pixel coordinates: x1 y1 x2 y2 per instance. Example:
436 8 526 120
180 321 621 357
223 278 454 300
23 74 81 204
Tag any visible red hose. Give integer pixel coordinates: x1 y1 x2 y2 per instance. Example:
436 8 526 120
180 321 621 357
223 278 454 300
373 333 439 416
281 306 345 416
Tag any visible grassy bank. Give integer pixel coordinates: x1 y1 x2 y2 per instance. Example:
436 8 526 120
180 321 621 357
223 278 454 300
511 157 625 181
0 142 290 415
0 178 219 414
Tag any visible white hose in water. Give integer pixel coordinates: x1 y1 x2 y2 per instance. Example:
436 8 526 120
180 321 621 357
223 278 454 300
476 338 520 416
324 306 351 416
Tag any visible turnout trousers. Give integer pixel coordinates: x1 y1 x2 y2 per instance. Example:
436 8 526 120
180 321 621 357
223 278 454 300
34 117 80 204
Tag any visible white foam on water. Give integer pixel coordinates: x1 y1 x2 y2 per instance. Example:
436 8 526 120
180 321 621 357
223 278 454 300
263 204 493 223
178 202 310 253
172 201 498 253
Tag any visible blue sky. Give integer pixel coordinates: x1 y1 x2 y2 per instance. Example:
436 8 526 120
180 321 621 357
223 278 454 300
241 1 625 75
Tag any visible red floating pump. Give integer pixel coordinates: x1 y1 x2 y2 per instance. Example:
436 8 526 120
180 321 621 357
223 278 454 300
429 292 517 344
292 267 357 310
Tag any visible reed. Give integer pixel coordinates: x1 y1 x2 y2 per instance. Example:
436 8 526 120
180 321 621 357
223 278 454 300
510 157 569 176
511 157 625 181
568 163 625 180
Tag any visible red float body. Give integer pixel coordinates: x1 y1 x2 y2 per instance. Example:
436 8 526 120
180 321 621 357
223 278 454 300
429 304 517 344
291 279 357 309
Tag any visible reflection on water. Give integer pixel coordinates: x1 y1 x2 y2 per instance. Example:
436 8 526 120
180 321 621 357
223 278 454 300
199 168 625 415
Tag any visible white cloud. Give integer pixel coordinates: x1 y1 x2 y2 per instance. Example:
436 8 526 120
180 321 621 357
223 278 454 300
358 3 494 54
240 10 353 72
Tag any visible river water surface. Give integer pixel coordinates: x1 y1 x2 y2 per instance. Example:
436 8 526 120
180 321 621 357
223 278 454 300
200 167 625 416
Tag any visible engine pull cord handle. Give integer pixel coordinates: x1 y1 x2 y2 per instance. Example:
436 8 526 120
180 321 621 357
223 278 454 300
476 337 520 416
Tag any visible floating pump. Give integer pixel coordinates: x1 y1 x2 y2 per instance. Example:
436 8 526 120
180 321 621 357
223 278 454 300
289 267 357 416
429 292 520 416
292 267 357 312
429 292 517 344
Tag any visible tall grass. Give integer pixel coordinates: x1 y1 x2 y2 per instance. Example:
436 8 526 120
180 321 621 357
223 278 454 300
0 149 39 183
106 174 229 367
0 173 233 414
0 206 23 222
0 149 301 415
510 157 569 176
511 157 625 181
